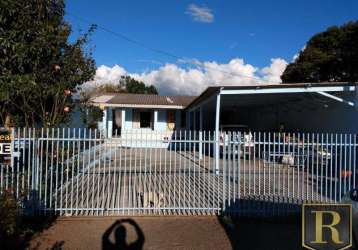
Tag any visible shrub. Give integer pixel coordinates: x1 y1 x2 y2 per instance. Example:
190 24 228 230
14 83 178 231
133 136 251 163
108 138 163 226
0 190 20 239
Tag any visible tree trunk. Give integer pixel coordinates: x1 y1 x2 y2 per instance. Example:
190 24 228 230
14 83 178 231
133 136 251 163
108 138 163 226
4 113 12 129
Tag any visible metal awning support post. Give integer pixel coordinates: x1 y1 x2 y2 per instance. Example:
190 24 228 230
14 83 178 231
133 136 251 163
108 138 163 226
154 110 158 131
199 107 203 160
102 108 108 138
107 108 113 138
215 91 221 175
316 91 355 107
121 109 126 135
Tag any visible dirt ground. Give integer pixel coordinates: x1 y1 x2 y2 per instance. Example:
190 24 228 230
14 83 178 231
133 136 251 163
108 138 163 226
28 215 309 250
29 216 232 250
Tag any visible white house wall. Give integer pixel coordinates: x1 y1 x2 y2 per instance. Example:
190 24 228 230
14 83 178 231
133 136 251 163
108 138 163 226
120 129 174 148
105 108 186 147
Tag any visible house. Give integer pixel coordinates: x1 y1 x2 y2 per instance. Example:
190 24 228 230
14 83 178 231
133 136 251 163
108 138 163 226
90 93 196 143
91 82 358 144
88 82 358 169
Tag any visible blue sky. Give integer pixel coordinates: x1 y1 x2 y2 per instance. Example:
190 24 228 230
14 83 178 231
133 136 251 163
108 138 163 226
66 1 358 95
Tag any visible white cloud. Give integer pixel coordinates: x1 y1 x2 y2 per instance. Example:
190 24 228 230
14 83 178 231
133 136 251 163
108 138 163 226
83 57 288 96
81 64 127 91
95 64 127 83
185 4 214 23
260 58 288 83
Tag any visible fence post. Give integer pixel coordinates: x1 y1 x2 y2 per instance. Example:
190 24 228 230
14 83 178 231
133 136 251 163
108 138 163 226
199 107 203 160
215 93 221 175
29 129 40 215
199 131 203 160
10 128 15 169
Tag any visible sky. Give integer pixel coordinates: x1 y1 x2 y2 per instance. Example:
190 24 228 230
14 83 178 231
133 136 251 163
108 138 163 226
65 0 358 95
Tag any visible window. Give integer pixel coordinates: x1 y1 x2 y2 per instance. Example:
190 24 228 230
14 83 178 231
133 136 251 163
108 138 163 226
167 110 175 130
140 111 152 128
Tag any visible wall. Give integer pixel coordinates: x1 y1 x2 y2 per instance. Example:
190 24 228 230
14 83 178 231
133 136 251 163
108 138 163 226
175 110 182 129
121 108 184 132
120 129 174 148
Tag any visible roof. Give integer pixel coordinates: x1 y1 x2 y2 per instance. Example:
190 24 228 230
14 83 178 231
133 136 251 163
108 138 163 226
90 93 196 109
89 82 357 110
185 82 358 110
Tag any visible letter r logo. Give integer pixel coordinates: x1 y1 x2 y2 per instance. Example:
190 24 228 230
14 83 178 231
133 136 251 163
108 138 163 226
310 210 343 244
302 204 352 250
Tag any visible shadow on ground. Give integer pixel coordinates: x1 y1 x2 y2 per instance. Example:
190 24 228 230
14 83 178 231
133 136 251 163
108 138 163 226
102 219 145 250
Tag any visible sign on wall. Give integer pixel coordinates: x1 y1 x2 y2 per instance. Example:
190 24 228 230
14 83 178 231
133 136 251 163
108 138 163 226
0 129 12 163
0 143 11 155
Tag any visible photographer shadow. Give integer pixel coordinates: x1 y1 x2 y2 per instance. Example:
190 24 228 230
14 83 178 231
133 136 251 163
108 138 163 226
102 219 145 250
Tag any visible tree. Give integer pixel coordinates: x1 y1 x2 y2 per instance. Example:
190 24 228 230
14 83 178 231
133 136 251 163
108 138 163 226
123 76 158 94
79 105 103 129
83 76 158 98
281 21 358 83
0 0 96 127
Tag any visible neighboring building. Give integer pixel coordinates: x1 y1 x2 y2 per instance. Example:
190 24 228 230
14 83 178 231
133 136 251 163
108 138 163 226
90 93 196 143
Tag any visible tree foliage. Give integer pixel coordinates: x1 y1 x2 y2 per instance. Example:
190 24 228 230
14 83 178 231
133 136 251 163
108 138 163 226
124 76 158 94
281 21 358 83
79 105 103 129
83 76 158 98
0 0 96 127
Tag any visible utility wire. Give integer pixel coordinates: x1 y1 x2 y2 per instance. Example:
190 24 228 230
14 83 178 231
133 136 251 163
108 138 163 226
67 12 180 60
67 12 274 84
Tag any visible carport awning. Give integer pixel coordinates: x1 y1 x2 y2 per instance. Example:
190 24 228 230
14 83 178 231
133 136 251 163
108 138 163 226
186 82 357 111
185 82 357 132
185 82 357 171
220 91 354 111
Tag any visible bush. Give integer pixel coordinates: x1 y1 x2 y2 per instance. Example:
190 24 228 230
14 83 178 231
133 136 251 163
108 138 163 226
0 190 20 239
80 105 103 129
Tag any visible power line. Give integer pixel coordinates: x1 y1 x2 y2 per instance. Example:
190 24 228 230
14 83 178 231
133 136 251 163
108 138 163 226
67 12 275 84
67 12 180 60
